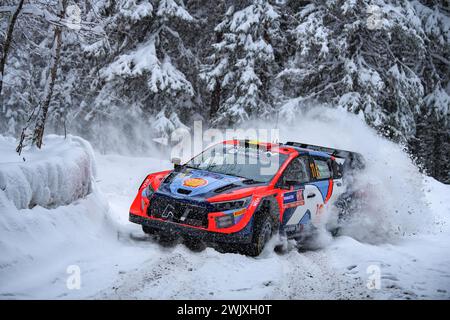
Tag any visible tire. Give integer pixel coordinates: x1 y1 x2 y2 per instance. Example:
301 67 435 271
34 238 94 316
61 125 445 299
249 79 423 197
142 225 157 235
242 200 280 257
154 231 179 247
184 239 206 252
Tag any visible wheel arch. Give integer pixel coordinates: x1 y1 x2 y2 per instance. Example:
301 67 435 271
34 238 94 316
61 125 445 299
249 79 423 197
252 194 281 230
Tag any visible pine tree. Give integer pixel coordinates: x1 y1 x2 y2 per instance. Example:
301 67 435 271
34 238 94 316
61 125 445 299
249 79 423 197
279 0 428 142
13 0 100 152
0 0 449 182
202 0 281 126
86 0 195 142
0 0 25 104
408 0 450 183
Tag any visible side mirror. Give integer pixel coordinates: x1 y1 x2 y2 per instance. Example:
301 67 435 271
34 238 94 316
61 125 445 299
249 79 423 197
171 157 182 171
284 179 297 187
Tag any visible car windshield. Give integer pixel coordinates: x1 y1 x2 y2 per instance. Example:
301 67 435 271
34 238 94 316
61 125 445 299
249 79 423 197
185 143 288 183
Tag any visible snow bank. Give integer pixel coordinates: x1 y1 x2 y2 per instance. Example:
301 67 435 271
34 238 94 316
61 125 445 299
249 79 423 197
0 135 96 210
0 135 116 298
0 186 113 296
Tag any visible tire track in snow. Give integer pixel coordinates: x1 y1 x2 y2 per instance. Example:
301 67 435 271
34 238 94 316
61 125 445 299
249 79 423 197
96 248 195 299
268 250 372 299
95 235 370 299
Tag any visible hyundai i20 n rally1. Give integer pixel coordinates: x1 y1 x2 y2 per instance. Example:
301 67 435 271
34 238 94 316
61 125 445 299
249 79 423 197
129 140 364 256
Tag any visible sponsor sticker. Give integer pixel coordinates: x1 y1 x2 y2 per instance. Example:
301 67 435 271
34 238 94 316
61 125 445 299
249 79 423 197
283 189 305 208
183 177 208 188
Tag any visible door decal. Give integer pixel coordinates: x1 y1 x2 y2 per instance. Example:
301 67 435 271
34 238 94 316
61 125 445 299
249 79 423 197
283 210 311 235
309 180 330 202
325 179 333 203
282 188 305 208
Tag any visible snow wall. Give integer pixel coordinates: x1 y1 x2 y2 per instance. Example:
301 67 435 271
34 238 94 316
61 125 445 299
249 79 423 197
0 135 114 279
0 135 96 210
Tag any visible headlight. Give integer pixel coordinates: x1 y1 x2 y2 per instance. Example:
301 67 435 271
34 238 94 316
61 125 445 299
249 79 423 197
141 184 155 199
215 215 235 229
211 196 251 228
211 196 252 212
141 184 155 210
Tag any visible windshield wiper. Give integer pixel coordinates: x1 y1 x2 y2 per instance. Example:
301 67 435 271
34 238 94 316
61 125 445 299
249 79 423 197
184 164 199 170
187 165 264 184
240 177 264 184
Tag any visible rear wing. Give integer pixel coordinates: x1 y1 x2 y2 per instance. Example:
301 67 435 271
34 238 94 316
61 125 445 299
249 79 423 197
284 141 365 170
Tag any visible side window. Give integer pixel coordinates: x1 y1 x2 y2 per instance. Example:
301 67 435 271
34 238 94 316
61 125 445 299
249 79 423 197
330 159 343 179
313 158 332 179
282 157 310 184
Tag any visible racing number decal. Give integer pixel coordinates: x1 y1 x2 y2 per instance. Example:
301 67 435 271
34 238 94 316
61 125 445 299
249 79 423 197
310 163 320 179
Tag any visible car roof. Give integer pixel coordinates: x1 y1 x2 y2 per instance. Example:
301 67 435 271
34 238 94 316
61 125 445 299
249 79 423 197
284 145 331 158
223 140 331 158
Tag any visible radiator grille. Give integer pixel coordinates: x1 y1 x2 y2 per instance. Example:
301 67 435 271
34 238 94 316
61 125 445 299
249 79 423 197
148 195 209 228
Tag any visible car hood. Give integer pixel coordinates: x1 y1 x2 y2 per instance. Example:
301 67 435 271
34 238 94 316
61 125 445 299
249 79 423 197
156 168 259 199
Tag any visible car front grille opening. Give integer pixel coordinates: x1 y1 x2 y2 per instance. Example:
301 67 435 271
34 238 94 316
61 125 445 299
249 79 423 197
148 196 209 228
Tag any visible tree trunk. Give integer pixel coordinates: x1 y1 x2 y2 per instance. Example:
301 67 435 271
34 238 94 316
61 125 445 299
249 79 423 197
209 31 223 119
209 80 221 119
33 0 67 148
0 0 25 109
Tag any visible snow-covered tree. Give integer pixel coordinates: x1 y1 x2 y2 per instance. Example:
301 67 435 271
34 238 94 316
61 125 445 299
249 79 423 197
9 0 106 152
84 0 195 140
279 0 432 141
0 0 448 182
0 0 25 103
408 0 450 183
0 0 46 135
202 0 281 126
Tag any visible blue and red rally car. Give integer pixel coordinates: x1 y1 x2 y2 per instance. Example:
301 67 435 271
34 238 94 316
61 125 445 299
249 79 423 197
129 140 364 256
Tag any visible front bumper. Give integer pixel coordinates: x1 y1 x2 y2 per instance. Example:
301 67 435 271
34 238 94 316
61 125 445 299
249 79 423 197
129 213 253 244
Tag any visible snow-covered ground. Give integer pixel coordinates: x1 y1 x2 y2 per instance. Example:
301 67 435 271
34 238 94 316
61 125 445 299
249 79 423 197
1 111 449 299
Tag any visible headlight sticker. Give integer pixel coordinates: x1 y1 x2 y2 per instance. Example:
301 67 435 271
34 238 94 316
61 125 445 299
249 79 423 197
233 208 246 217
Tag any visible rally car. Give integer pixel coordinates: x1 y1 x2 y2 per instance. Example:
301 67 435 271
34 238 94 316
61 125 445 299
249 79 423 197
129 140 364 256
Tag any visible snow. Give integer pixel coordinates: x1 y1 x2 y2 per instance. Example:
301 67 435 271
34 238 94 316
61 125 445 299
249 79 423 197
230 2 279 34
412 0 450 45
0 135 95 210
101 40 159 80
338 92 361 112
156 0 193 22
0 115 449 299
119 0 153 21
424 87 450 117
101 40 193 94
327 229 450 299
358 67 384 91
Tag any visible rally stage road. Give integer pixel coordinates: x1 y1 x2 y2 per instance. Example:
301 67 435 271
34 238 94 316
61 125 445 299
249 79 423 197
1 129 449 299
93 154 370 300
91 153 449 300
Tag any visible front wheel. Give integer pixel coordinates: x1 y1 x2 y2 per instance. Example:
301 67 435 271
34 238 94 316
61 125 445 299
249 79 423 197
158 232 179 245
242 205 279 257
184 239 206 252
142 225 157 235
